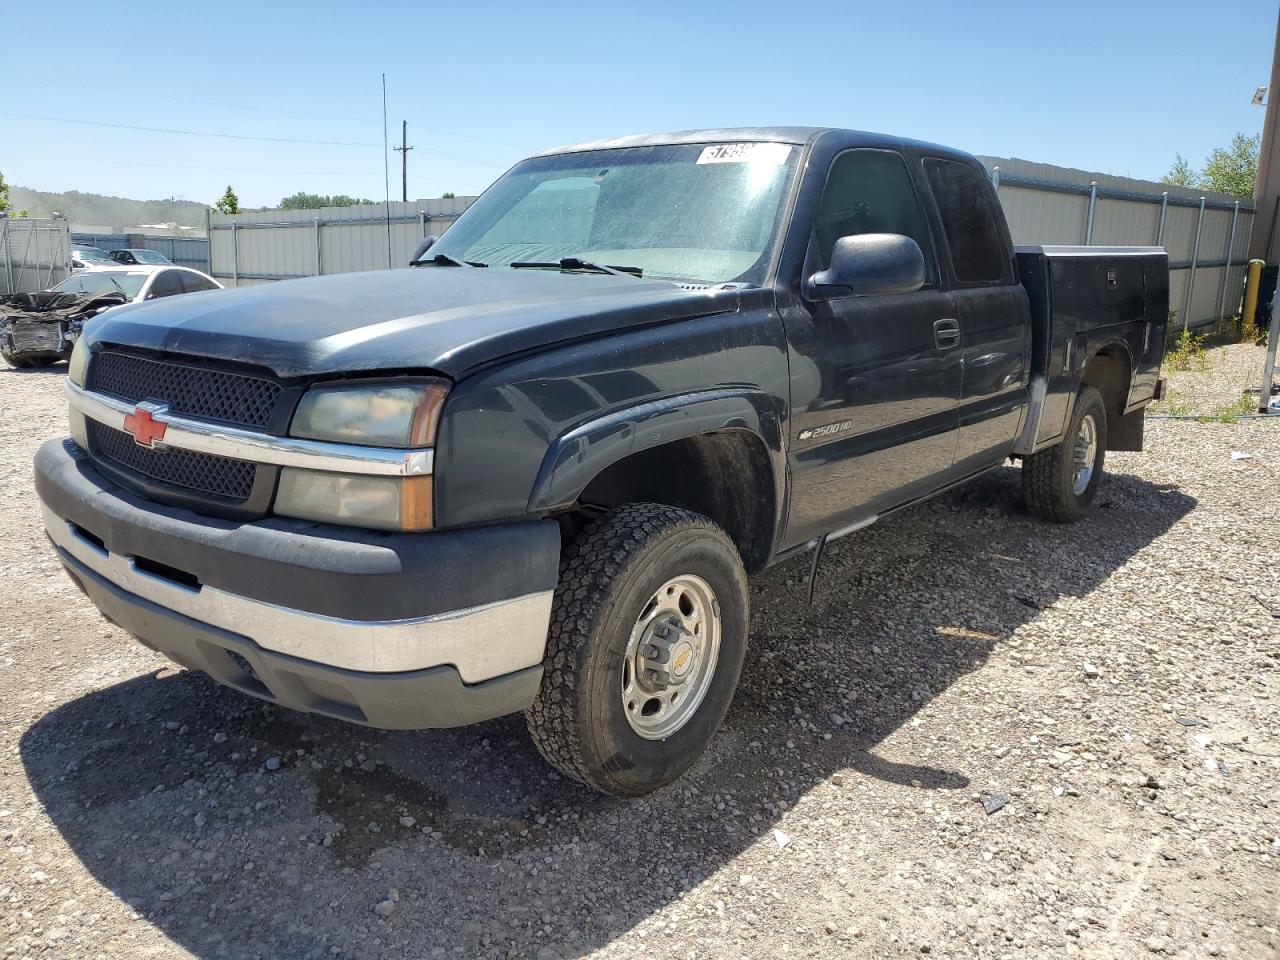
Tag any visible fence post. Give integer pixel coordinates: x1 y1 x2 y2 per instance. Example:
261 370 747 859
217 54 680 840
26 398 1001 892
1182 197 1207 334
1084 181 1098 245
1156 191 1169 246
204 207 212 274
419 210 427 237
1 219 11 294
1216 201 1241 321
231 221 239 287
313 218 323 276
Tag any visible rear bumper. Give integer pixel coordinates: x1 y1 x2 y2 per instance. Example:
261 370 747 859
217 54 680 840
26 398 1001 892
35 437 559 728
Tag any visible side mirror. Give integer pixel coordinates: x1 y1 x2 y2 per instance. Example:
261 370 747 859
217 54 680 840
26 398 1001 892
806 233 926 300
410 235 438 265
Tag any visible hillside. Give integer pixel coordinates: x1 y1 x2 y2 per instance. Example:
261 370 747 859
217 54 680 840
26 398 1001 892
10 186 209 229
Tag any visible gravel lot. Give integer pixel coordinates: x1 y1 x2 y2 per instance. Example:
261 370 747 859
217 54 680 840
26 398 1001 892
1 343 1277 960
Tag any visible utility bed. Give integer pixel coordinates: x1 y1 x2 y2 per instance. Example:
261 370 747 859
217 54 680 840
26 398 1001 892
1014 245 1169 455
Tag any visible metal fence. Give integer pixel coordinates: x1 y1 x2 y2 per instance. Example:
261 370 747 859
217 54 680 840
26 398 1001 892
71 232 210 273
207 197 474 287
0 218 72 294
980 156 1252 332
207 155 1255 330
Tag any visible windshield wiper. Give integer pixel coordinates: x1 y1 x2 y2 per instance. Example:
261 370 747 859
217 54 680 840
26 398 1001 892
416 252 487 268
509 257 642 278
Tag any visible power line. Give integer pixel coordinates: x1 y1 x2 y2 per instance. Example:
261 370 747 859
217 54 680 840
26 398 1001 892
7 113 379 147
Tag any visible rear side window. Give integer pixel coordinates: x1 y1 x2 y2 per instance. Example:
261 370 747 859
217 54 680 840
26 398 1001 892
810 149 935 281
180 271 217 293
923 158 1008 283
148 270 185 299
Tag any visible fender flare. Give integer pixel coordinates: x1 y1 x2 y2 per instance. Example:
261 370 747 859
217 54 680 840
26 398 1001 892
527 388 786 516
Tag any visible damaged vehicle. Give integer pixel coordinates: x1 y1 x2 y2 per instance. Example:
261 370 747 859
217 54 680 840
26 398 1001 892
0 291 127 368
36 127 1169 796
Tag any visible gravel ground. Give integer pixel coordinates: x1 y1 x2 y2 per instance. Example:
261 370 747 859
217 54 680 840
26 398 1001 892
1 344 1277 960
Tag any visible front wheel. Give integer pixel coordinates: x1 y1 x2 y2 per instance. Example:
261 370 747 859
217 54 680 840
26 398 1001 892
1022 385 1108 523
526 504 749 797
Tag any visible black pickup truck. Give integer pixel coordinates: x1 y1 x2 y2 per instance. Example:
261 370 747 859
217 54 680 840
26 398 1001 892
35 127 1167 796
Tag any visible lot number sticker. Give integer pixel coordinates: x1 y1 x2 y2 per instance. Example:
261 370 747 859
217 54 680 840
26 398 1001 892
697 143 792 165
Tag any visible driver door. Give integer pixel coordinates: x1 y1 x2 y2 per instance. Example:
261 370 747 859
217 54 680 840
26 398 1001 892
782 148 962 546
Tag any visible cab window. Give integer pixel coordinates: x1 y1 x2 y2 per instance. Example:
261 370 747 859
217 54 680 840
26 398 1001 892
809 149 936 283
923 158 1009 283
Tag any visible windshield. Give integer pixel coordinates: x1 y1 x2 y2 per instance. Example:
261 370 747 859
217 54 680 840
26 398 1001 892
122 249 169 264
428 142 799 285
72 247 111 262
52 272 147 299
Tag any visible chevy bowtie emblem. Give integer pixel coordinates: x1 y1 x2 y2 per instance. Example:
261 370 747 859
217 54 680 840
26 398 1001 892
122 402 169 448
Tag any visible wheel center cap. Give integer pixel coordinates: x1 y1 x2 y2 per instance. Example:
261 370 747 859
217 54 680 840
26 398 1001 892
669 640 696 679
639 618 697 688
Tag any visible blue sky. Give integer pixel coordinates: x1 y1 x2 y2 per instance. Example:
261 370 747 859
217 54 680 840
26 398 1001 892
3 0 1276 208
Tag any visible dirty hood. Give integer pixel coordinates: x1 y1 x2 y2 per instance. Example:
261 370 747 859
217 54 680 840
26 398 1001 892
83 267 739 379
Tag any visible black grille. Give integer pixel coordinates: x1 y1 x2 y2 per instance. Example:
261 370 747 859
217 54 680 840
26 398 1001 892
87 421 256 501
88 350 281 429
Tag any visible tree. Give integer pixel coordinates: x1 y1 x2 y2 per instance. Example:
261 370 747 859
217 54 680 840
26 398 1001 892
1201 133 1259 198
1161 154 1197 188
278 192 374 210
1160 133 1259 198
0 172 29 218
441 192 456 199
214 185 241 215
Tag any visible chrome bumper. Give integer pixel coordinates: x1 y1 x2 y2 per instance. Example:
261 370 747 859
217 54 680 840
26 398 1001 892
43 504 553 684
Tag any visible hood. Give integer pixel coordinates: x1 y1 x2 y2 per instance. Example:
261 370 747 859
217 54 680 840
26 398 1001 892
83 267 741 380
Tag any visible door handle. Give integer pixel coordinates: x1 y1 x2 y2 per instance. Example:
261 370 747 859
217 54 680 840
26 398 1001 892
934 318 961 350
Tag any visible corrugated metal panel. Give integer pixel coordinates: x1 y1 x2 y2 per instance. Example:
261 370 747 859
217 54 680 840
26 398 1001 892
71 232 209 272
210 154 1258 328
1 219 71 294
208 198 471 285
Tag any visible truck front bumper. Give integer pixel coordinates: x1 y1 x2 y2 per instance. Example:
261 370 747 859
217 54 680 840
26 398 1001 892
34 438 560 729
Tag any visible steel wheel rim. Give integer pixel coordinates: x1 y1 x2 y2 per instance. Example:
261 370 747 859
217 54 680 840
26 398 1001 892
1072 413 1098 496
621 574 721 740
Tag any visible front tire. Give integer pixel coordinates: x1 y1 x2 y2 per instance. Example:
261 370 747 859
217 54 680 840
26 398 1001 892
526 504 749 797
1022 385 1108 523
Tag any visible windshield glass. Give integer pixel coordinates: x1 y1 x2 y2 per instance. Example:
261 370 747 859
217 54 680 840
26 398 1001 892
52 272 147 299
123 249 169 264
72 247 111 262
428 142 799 285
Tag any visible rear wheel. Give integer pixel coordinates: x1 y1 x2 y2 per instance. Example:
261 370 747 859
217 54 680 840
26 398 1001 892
526 503 748 797
1022 385 1108 523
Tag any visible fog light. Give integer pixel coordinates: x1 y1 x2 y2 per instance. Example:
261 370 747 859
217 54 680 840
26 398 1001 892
275 469 432 531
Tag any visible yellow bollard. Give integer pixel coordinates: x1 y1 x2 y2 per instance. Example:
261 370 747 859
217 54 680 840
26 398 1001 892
1242 259 1265 331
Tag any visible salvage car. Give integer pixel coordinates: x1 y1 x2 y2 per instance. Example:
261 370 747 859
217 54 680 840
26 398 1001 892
49 265 222 303
35 127 1168 796
108 248 172 266
70 245 114 271
0 291 126 367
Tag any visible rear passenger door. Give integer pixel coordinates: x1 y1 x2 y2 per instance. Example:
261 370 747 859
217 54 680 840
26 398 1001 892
921 157 1032 474
782 148 962 545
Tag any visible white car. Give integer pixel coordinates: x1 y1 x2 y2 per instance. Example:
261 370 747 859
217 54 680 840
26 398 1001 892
49 265 223 303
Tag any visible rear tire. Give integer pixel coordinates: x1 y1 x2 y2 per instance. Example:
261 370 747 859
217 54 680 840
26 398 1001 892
526 503 749 797
1022 385 1107 523
2 352 31 368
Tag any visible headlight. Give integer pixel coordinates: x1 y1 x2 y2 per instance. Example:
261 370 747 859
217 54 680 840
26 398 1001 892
67 339 89 387
291 379 448 448
277 379 447 531
275 470 432 532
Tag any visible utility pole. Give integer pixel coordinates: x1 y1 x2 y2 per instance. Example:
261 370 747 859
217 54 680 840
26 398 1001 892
393 121 413 203
1249 12 1280 260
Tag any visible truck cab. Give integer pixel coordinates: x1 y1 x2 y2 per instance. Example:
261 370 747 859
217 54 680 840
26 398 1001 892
35 128 1166 796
